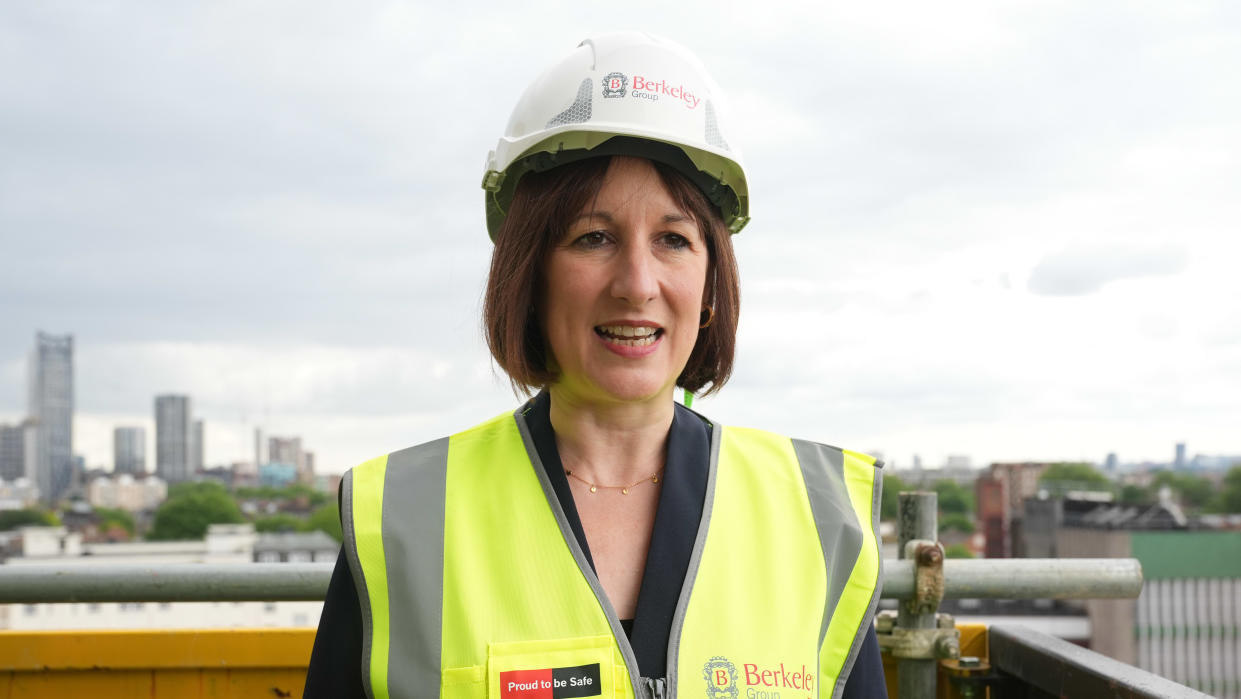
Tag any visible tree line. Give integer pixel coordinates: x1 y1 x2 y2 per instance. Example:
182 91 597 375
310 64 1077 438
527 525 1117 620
0 481 342 543
1039 462 1241 513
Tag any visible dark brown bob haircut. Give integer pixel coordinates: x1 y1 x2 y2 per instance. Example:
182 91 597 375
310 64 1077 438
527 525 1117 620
483 153 740 397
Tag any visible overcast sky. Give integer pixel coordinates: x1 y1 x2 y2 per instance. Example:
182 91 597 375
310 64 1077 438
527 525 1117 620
2 1 1239 474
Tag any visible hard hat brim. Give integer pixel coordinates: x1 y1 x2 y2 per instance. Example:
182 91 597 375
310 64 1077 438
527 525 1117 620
483 132 749 240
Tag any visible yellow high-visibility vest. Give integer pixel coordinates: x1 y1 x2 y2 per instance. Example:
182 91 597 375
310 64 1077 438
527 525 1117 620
343 408 881 699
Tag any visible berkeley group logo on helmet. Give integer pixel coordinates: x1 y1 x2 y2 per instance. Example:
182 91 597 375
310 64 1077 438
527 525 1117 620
602 72 627 98
600 71 702 109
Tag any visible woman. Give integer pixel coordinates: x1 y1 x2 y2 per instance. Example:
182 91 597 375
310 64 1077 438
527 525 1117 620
306 32 886 699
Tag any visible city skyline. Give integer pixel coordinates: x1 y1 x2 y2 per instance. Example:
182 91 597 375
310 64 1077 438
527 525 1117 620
2 4 1239 475
0 330 1231 476
0 327 1236 476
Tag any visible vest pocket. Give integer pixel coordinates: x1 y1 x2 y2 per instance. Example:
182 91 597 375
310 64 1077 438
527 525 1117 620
487 635 616 699
442 664 486 699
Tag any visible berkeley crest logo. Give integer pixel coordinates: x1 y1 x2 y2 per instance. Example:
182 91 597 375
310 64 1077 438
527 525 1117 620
601 72 627 98
703 656 738 699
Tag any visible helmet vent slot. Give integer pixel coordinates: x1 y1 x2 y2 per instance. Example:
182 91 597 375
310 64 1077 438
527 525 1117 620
704 101 730 151
545 78 593 128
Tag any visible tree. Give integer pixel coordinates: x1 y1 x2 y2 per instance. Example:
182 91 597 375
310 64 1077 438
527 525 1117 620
939 513 975 535
307 504 343 542
1177 476 1214 509
1118 484 1153 507
1211 465 1241 514
286 483 329 508
880 474 907 521
1038 462 1111 490
236 483 329 507
943 543 974 559
1150 471 1214 509
93 507 135 536
167 481 219 499
0 508 60 530
253 514 305 533
148 482 244 540
933 480 974 516
235 485 282 500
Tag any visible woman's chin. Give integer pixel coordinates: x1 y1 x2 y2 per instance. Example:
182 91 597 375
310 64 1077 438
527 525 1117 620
554 374 677 407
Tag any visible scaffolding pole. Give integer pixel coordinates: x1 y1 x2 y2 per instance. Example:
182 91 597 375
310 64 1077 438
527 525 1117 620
896 492 939 699
0 557 1143 604
883 557 1143 599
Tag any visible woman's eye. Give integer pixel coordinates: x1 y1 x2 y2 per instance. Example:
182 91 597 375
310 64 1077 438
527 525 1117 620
573 231 609 248
660 233 691 250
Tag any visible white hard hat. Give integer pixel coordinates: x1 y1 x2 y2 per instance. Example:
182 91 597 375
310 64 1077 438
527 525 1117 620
482 31 749 239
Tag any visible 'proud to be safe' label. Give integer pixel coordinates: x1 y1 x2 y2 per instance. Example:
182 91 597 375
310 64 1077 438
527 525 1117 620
499 663 602 699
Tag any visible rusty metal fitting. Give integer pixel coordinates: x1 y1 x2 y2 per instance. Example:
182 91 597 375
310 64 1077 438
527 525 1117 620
904 539 946 616
877 626 961 660
934 633 961 660
917 545 943 566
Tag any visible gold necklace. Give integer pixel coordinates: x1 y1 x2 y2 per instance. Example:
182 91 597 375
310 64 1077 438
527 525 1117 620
564 467 663 495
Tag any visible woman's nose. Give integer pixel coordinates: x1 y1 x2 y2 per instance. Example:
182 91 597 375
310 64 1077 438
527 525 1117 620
610 243 659 305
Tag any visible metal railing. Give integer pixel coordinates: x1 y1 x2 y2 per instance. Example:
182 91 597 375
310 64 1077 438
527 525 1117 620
0 562 331 602
988 624 1213 699
0 491 1177 699
0 557 1142 603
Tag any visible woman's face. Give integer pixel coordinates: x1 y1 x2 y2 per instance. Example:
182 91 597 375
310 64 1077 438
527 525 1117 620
542 156 709 407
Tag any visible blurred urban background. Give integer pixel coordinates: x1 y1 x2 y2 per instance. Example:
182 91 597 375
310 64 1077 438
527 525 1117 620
3 327 1239 685
2 2 1240 694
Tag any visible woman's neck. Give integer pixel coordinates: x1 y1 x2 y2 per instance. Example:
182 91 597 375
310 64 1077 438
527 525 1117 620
546 387 674 485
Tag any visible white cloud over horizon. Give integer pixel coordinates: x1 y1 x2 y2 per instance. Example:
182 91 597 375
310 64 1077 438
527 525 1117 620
2 1 1239 473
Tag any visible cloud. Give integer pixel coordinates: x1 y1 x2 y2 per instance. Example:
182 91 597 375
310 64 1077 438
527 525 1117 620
2 2 1239 469
1027 244 1188 296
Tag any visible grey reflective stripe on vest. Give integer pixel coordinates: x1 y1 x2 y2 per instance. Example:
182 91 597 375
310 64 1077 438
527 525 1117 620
664 419 721 698
341 470 378 699
843 461 883 699
384 438 450 697
790 439 875 699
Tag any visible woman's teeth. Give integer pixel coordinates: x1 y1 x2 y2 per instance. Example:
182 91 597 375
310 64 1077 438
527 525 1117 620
596 325 660 346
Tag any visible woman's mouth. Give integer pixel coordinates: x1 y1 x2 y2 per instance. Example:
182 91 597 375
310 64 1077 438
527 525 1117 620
594 325 662 347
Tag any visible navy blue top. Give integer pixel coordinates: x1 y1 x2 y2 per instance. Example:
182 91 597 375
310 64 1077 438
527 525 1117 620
304 394 887 697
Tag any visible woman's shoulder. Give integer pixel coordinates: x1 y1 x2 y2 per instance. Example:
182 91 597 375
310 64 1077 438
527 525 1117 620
343 405 534 476
705 419 884 471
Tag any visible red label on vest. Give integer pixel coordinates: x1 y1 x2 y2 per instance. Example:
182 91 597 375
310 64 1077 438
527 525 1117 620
500 663 601 699
501 668 552 699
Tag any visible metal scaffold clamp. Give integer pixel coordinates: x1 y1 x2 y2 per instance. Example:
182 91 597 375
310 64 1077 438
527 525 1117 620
906 540 945 616
875 611 961 661
876 538 960 662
